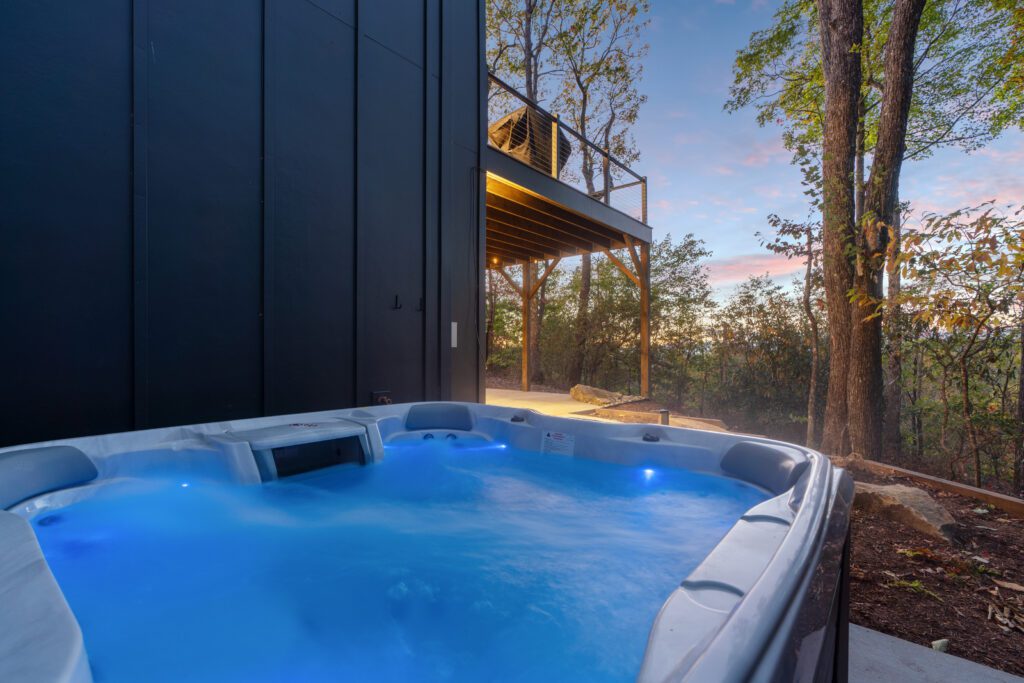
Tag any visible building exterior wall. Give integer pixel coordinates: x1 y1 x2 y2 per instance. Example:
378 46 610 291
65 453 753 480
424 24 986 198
0 0 485 447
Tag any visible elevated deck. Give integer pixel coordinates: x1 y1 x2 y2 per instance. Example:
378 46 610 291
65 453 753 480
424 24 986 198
484 74 653 394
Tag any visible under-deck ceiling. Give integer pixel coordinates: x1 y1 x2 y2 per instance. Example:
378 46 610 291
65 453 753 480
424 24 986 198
484 148 651 268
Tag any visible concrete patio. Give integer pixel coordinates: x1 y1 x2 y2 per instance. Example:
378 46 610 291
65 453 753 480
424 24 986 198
485 387 728 431
850 624 1023 682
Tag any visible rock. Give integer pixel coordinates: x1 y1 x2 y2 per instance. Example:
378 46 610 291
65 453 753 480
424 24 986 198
931 639 949 652
569 384 624 406
853 482 959 543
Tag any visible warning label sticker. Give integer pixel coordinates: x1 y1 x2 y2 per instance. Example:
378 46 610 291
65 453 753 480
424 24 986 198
542 431 575 456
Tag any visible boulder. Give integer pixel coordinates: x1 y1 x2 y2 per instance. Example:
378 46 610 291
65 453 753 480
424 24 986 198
569 384 624 406
853 482 959 543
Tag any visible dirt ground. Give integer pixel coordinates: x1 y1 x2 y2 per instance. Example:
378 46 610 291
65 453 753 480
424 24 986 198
846 467 1024 676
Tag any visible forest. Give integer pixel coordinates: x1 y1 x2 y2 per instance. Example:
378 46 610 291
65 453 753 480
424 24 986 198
485 0 1024 495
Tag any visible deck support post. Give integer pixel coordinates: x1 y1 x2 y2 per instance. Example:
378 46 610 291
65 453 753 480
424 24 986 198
504 258 562 393
604 237 651 398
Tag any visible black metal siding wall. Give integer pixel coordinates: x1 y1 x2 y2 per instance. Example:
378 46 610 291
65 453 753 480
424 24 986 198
0 0 483 447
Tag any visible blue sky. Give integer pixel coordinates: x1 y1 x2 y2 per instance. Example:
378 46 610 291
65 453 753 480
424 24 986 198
636 0 1024 292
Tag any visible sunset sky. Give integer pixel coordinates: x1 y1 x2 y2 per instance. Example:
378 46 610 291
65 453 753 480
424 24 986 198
634 0 1024 294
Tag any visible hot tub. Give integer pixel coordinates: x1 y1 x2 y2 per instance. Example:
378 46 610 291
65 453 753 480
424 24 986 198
0 402 852 682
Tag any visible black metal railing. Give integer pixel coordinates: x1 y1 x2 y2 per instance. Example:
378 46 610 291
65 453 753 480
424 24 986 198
487 73 648 224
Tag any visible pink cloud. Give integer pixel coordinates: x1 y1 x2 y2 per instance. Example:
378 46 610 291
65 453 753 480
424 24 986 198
672 132 702 145
741 139 789 167
753 185 783 199
707 253 805 285
909 172 1024 217
975 145 1024 164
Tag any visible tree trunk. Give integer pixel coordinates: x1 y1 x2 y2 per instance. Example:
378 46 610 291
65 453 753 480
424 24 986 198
960 356 982 488
882 195 903 463
529 261 546 384
522 0 536 101
847 0 925 460
569 85 596 388
855 97 865 225
815 0 863 456
940 364 954 479
911 341 924 462
1015 318 1024 494
803 223 820 448
570 253 591 385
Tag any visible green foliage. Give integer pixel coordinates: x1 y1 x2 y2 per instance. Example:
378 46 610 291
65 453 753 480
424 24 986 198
898 204 1024 332
550 1 650 173
727 0 1024 163
890 204 1024 489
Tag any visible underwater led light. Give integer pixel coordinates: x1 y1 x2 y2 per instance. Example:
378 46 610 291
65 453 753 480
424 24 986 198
643 468 655 480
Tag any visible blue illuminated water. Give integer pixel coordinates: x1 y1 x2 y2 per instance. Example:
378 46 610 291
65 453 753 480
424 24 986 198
33 439 767 682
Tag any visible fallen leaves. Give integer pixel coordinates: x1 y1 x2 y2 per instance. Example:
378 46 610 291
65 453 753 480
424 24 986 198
993 579 1024 593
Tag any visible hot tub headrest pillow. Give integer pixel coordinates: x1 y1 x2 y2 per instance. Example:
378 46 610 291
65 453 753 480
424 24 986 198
0 446 98 510
720 441 809 495
405 403 474 432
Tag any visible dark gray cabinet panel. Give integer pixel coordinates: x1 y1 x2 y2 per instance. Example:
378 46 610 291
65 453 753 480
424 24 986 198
140 0 264 427
441 0 484 402
359 0 425 68
445 145 482 402
356 38 426 404
264 0 357 414
0 1 134 445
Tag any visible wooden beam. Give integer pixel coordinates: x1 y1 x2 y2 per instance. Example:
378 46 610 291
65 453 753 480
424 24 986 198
487 234 553 261
486 206 600 252
487 230 561 259
600 247 640 287
624 235 644 276
486 182 623 245
528 257 561 300
849 459 1024 519
487 218 581 255
486 254 520 269
496 267 523 296
488 244 533 265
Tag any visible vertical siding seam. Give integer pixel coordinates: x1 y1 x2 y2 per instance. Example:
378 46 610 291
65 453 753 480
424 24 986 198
477 0 487 402
422 0 430 400
261 0 271 415
352 0 360 406
131 0 150 428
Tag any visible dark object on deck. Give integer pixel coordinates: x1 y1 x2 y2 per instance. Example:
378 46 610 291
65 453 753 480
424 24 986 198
488 106 572 176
